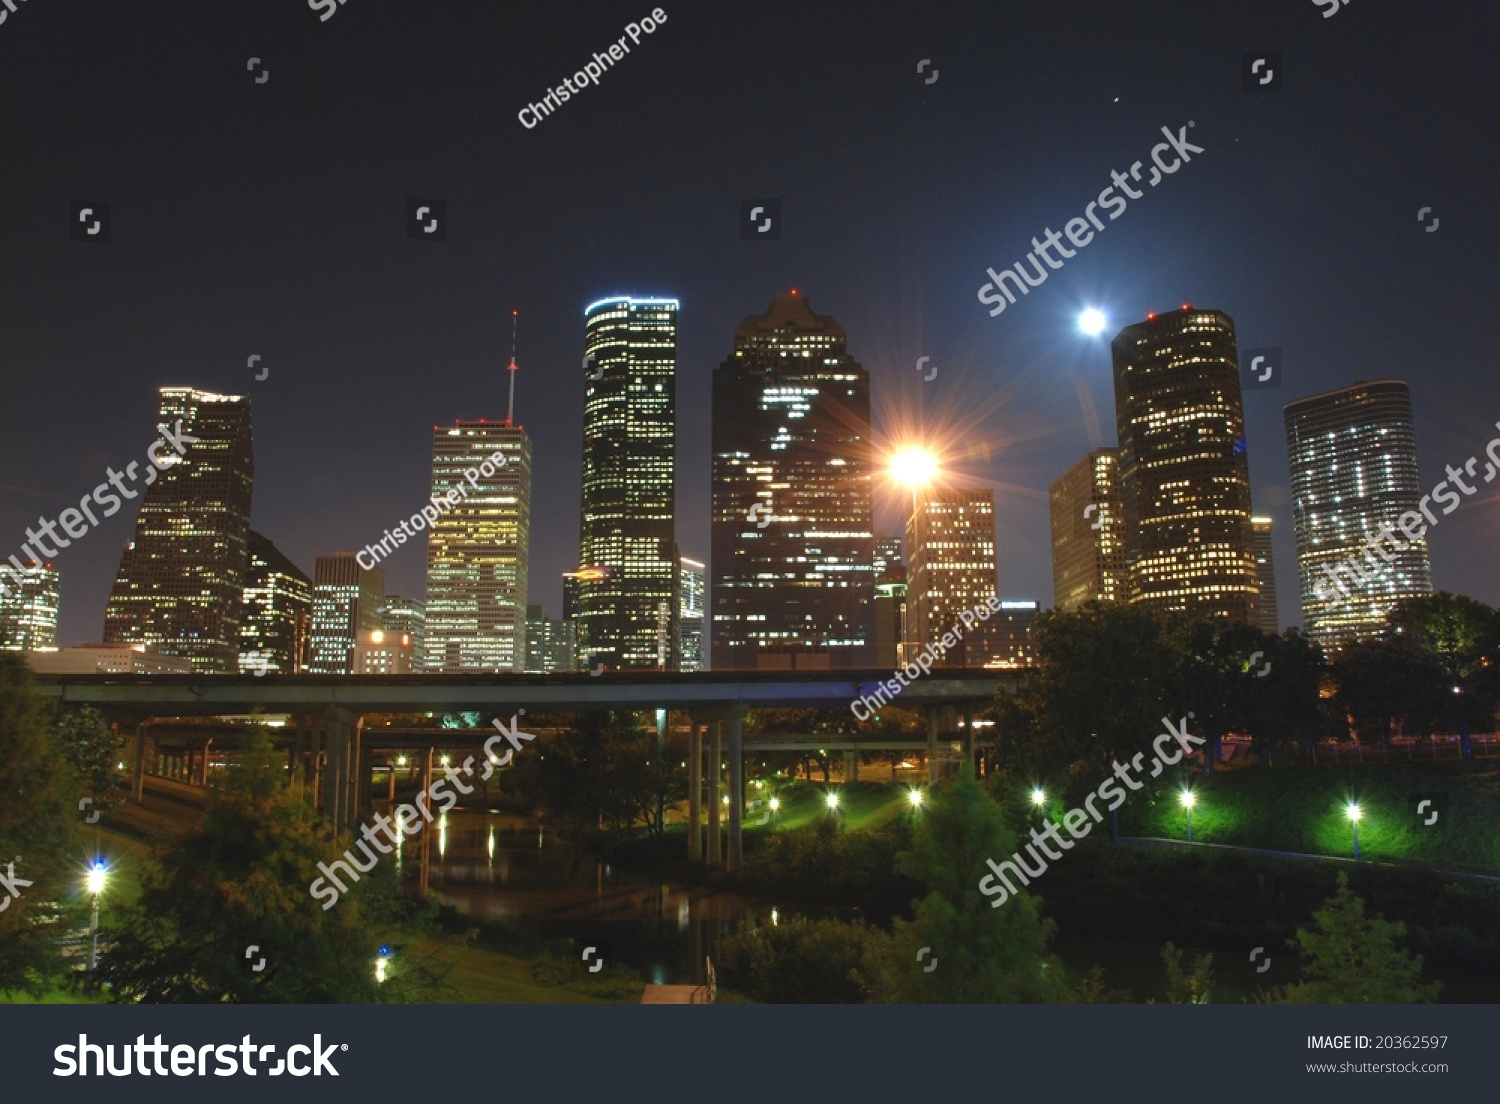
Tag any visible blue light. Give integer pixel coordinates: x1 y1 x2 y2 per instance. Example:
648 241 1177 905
583 296 681 316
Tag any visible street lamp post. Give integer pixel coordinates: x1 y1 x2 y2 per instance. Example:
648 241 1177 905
1180 790 1196 843
1346 802 1362 858
86 860 107 978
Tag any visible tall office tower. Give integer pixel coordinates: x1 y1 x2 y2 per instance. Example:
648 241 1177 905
1049 448 1126 611
239 531 311 675
906 488 997 665
1112 308 1258 624
309 552 384 674
576 296 680 671
1251 516 1280 635
424 421 532 672
380 596 427 671
0 561 59 651
678 556 706 672
873 537 903 579
711 292 875 669
873 561 907 669
103 388 254 672
524 604 578 673
1284 380 1433 646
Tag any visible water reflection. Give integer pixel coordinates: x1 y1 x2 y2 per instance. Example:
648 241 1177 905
410 810 812 985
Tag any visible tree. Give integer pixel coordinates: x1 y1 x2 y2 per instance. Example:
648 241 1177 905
100 729 440 1003
1278 873 1440 1004
718 916 887 1003
1387 593 1500 758
50 706 127 814
0 654 83 996
1159 941 1214 1004
885 774 1061 1002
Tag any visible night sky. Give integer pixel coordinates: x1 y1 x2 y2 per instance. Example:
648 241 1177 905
3 0 1497 648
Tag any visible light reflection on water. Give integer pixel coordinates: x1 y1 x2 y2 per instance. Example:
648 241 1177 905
408 810 810 985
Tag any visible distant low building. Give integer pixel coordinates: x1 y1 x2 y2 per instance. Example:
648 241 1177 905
524 604 578 674
352 628 415 674
970 601 1041 669
28 642 193 675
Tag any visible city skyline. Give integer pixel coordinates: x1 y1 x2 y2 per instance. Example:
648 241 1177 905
3 3 1495 649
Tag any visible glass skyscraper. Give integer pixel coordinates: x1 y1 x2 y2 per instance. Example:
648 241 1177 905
1111 308 1258 624
1049 448 1126 612
424 421 532 672
1284 380 1433 646
1252 516 1280 635
576 296 679 671
380 595 427 672
239 530 311 674
711 291 874 669
0 560 59 651
678 556 705 672
103 388 254 672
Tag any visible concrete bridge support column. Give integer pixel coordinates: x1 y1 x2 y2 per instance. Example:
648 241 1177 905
197 738 213 787
131 723 148 805
707 722 722 866
927 710 939 785
727 710 744 872
418 746 434 898
843 750 858 783
324 709 354 831
963 707 975 776
688 721 703 861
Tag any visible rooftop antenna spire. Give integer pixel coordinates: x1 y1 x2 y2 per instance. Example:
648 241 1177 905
505 309 519 426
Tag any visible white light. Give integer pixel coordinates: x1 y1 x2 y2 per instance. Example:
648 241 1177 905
1030 788 1047 807
1079 308 1107 336
769 797 780 811
1180 791 1197 809
825 792 840 810
1346 802 1362 822
907 789 924 808
86 862 107 895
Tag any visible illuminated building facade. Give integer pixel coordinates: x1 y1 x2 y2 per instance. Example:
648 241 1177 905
1049 448 1126 611
1284 380 1433 646
309 552 384 674
0 561 59 651
239 530 310 674
906 488 997 665
1111 308 1258 624
424 421 531 672
352 628 415 674
524 604 578 673
103 388 254 672
711 291 874 669
678 556 706 672
576 296 679 670
1252 516 1280 635
972 600 1041 668
380 596 427 672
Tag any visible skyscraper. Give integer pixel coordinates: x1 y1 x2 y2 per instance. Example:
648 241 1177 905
0 561 59 651
380 596 427 672
971 600 1041 668
678 556 706 672
1251 516 1280 635
309 552 384 674
1049 448 1126 611
1112 308 1258 624
906 488 997 664
711 291 875 669
104 388 254 672
239 531 310 674
1284 380 1433 646
576 296 679 671
424 421 532 672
